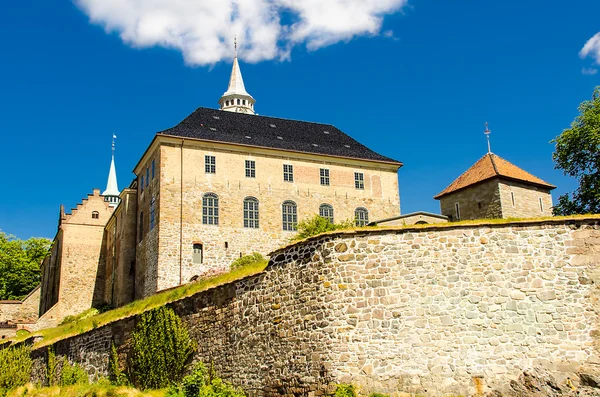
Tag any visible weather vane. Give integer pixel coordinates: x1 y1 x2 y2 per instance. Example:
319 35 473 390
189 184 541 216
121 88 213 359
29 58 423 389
234 34 237 58
484 122 491 153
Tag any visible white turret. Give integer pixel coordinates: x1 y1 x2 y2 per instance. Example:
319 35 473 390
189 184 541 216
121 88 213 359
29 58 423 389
218 38 255 114
102 134 121 207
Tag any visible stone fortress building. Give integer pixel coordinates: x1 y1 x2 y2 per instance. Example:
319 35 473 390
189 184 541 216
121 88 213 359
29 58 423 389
1 51 556 335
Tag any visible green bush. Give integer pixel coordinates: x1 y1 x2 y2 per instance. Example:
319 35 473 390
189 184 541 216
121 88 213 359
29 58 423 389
293 215 355 241
108 343 128 386
59 308 99 325
369 393 390 397
129 306 196 390
0 345 32 392
59 360 88 386
229 253 265 271
178 362 244 397
333 384 356 397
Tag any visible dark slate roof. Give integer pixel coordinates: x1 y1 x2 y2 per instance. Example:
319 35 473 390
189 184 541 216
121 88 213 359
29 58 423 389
157 107 401 165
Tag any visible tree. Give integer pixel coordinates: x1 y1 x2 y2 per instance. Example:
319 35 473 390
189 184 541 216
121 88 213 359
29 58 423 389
551 86 600 215
0 231 51 300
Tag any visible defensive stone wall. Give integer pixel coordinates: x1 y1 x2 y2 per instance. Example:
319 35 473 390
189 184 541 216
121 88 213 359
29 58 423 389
27 217 600 396
0 286 40 339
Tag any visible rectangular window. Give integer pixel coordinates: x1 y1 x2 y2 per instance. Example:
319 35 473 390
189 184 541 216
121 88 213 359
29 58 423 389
511 191 515 206
152 159 155 179
283 164 294 182
138 211 144 242
146 167 149 186
354 172 364 189
245 160 256 178
320 168 330 186
455 202 461 220
205 155 216 174
539 197 544 212
193 244 203 264
150 197 155 230
140 175 144 192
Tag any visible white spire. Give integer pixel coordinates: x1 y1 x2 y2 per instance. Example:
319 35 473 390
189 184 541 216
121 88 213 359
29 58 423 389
218 36 256 114
102 134 120 207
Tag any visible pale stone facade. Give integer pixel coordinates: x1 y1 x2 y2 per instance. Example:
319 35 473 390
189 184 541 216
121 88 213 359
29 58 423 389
133 137 401 297
37 189 114 329
0 286 41 339
439 178 553 221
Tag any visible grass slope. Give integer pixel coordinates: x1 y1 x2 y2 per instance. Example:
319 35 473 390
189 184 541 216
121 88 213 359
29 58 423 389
11 259 269 349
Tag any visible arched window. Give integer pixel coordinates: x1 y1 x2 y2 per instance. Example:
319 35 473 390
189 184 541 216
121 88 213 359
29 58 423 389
202 193 219 225
91 211 99 219
319 204 334 223
355 207 369 227
243 197 259 228
282 200 297 231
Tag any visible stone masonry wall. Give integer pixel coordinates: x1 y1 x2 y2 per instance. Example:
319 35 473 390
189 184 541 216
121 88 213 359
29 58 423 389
146 139 400 296
28 217 600 397
439 179 502 221
498 180 553 218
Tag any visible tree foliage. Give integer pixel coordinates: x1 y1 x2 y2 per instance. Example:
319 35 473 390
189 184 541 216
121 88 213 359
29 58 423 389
0 231 51 300
551 86 600 215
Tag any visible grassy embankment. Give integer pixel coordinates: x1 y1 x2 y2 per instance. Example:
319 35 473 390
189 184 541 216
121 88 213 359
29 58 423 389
8 258 269 349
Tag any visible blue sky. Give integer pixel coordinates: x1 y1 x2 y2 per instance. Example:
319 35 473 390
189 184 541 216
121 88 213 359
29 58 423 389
0 0 599 240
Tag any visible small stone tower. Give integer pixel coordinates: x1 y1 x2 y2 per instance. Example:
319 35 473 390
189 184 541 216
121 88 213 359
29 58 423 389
102 135 120 207
434 152 556 221
218 39 256 114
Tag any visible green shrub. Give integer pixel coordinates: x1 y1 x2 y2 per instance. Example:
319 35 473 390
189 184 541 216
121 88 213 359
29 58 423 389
333 384 356 397
0 345 32 392
108 343 128 386
129 306 196 390
179 362 244 397
59 308 99 326
46 346 58 386
369 393 390 397
293 216 355 241
59 360 88 386
229 253 265 271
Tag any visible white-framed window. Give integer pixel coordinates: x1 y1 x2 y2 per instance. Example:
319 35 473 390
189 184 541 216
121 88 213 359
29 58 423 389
245 160 256 178
354 172 364 189
355 207 369 226
193 244 203 264
205 155 216 174
283 164 294 182
539 197 544 212
319 204 334 223
202 193 219 225
455 202 461 220
511 191 515 206
320 168 330 186
243 197 259 228
282 200 297 231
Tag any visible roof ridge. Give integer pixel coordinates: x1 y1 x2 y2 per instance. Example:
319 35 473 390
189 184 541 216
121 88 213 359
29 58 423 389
489 153 500 175
193 106 338 128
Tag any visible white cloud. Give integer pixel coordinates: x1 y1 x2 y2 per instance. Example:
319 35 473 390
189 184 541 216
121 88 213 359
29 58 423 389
582 67 598 75
75 0 409 65
580 32 600 64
